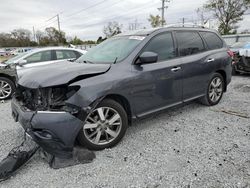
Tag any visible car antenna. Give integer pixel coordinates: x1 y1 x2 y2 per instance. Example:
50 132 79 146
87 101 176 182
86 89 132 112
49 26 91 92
113 57 118 64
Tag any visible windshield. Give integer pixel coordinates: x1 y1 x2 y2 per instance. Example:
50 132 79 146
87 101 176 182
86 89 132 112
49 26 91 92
4 51 30 64
76 36 144 64
231 42 250 48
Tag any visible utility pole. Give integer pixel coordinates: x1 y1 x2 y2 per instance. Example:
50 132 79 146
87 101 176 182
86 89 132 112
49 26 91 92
129 19 140 30
57 14 61 33
158 0 170 26
32 26 36 42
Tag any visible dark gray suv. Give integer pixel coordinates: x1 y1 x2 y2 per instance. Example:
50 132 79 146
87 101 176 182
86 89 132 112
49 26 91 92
11 27 232 158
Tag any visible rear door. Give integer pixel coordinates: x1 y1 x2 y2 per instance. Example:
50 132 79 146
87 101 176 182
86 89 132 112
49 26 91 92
131 32 183 116
55 50 82 62
175 31 210 101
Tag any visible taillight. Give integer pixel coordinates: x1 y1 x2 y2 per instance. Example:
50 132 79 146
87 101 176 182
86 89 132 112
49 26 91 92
227 50 234 58
227 50 235 65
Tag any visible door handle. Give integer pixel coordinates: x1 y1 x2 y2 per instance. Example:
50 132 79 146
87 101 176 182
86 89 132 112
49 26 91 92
206 58 215 63
171 67 181 72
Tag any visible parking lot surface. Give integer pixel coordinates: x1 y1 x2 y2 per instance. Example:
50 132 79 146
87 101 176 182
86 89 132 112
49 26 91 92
0 75 250 188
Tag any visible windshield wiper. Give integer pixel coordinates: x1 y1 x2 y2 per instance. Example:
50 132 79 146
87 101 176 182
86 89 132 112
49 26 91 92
113 57 118 64
83 60 94 64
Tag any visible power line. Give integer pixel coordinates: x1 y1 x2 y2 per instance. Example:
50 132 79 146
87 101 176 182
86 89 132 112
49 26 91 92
65 0 110 18
64 1 159 29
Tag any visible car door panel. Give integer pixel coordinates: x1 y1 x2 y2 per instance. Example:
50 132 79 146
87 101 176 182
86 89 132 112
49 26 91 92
131 59 182 116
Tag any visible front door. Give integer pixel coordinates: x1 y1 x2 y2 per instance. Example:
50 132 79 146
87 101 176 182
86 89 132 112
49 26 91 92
131 32 183 117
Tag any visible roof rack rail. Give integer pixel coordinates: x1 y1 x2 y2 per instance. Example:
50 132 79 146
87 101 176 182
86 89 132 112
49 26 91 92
165 23 207 28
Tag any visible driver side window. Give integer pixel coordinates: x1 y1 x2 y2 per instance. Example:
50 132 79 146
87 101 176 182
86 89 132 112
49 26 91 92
25 50 52 63
141 32 175 62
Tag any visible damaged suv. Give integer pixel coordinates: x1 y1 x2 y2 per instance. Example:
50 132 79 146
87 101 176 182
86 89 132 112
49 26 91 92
11 27 232 158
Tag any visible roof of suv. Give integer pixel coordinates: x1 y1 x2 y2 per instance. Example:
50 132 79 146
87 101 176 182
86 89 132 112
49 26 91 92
117 26 218 37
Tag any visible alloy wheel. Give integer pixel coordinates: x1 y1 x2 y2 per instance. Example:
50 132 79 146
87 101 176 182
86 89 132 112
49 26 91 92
209 77 223 103
83 107 122 145
0 80 12 99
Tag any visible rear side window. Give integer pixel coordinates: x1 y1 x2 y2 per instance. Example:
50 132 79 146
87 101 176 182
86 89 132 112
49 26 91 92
176 31 205 56
200 31 223 50
141 32 175 62
55 50 78 60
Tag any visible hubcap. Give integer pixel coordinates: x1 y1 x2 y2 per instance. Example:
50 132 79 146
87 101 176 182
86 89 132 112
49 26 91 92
83 107 122 145
209 77 223 103
0 80 11 99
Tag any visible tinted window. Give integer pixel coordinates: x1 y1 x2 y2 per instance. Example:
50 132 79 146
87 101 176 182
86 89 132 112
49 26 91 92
176 31 205 56
25 50 52 63
200 32 223 50
56 50 77 60
141 32 175 61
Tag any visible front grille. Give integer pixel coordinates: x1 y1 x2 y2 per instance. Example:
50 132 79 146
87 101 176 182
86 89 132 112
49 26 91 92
16 86 67 111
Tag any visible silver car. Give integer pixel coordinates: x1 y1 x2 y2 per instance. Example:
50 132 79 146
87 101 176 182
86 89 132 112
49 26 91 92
0 47 86 100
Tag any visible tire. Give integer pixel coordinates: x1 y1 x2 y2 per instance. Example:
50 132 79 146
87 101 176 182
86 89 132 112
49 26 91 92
0 77 15 100
232 66 238 75
77 99 128 150
199 73 224 106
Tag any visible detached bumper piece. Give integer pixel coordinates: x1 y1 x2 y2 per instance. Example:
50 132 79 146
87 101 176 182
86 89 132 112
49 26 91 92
41 147 96 169
11 97 84 158
0 142 39 182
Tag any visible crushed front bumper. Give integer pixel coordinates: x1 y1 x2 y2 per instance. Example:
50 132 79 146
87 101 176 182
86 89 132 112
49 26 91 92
11 97 84 158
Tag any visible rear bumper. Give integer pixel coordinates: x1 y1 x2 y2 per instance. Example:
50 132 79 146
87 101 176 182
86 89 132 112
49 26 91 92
11 97 84 158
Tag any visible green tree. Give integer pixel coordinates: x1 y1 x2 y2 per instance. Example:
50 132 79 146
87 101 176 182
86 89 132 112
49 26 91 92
103 21 122 38
148 14 165 28
204 0 250 34
70 36 83 45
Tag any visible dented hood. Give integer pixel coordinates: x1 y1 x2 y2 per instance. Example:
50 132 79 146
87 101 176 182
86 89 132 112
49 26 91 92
18 61 110 88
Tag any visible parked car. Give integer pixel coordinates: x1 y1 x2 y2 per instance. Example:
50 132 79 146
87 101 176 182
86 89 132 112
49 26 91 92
230 41 250 74
0 50 8 56
0 47 86 100
11 27 232 157
10 48 33 56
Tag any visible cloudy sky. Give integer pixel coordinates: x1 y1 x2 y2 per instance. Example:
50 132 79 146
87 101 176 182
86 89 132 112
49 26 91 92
0 0 249 40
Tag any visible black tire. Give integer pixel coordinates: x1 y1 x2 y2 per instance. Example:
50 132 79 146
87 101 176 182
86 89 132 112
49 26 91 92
199 73 224 106
0 77 15 100
77 99 128 150
232 65 238 75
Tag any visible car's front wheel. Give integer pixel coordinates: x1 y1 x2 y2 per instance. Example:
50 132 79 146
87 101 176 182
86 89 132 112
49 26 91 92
0 77 15 100
199 73 224 106
78 99 128 150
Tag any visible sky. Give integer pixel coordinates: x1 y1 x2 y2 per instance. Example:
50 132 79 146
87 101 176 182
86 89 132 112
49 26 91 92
0 0 249 40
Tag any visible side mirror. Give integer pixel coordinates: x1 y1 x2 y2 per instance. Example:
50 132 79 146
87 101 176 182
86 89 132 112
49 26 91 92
17 59 27 66
136 52 158 65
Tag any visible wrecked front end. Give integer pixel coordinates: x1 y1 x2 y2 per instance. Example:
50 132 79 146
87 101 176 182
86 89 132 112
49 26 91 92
11 85 94 158
233 50 250 73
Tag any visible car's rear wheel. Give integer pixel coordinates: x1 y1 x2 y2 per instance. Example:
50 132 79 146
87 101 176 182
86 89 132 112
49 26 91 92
78 99 128 150
199 73 224 106
0 77 15 100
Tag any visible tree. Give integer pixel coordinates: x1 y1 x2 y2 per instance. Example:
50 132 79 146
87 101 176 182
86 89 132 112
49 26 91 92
148 14 165 28
196 7 210 26
204 0 250 34
103 21 122 38
11 29 32 46
70 36 83 45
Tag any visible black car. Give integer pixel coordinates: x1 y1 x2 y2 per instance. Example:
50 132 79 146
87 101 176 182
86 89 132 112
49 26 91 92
11 27 232 158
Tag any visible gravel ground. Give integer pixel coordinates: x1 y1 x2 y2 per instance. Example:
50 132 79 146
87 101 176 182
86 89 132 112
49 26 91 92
0 75 250 188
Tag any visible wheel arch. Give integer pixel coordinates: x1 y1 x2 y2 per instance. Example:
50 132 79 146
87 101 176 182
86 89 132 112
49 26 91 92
103 94 132 125
0 73 16 83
